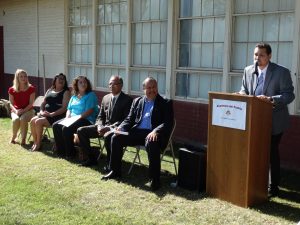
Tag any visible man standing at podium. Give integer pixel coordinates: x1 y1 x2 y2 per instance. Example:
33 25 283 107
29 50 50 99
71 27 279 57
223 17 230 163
239 42 295 197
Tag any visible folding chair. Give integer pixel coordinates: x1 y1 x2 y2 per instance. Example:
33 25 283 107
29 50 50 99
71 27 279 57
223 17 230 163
94 136 105 161
127 119 177 176
19 96 44 142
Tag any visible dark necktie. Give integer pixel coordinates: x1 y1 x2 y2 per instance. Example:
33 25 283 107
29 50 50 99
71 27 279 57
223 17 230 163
111 97 116 108
255 72 264 96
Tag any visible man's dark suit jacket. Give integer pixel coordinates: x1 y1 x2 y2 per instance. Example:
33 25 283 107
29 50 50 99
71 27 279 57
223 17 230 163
240 62 295 135
119 94 174 149
96 91 132 127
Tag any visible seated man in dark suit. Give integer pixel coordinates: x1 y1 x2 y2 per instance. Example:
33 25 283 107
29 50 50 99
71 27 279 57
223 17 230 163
77 75 132 167
102 77 174 191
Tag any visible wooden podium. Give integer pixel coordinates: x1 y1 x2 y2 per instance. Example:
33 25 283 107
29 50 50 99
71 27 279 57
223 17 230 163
206 92 272 207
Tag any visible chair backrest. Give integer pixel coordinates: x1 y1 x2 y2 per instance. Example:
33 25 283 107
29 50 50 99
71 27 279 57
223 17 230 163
167 119 176 145
33 96 44 107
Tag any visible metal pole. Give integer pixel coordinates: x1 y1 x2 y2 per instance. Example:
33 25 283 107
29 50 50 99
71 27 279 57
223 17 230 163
43 54 46 94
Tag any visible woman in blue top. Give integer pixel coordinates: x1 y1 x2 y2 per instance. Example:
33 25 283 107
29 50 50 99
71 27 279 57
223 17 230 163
52 75 98 159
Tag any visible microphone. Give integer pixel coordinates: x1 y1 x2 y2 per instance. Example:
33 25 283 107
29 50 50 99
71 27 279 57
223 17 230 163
253 61 258 77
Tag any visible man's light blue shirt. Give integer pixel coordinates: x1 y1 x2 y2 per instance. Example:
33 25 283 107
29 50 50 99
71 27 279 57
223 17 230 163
137 98 154 130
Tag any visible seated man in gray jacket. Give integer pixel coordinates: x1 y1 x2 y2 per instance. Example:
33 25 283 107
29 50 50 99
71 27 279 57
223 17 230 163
77 75 132 168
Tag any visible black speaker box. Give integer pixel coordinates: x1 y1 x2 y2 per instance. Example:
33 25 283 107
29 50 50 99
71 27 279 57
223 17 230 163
177 147 207 192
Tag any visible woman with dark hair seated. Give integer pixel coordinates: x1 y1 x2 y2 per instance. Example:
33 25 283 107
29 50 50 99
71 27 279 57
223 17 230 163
52 75 98 159
30 73 71 151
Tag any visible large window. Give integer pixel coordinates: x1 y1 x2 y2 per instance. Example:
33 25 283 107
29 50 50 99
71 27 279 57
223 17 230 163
96 0 127 88
176 0 226 100
68 0 93 83
130 0 168 94
230 0 295 92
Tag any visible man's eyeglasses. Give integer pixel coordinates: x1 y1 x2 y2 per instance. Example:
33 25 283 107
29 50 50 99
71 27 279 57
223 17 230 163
109 82 121 87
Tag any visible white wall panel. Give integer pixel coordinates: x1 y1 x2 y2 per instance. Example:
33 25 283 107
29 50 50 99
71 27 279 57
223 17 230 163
0 0 65 78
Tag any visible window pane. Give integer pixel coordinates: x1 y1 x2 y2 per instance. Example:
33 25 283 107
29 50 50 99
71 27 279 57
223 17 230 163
152 22 161 43
133 44 142 65
248 0 263 13
191 19 202 43
141 0 150 20
121 44 126 65
105 26 113 44
191 43 201 67
211 74 222 92
160 44 166 66
192 0 201 17
160 22 167 43
142 44 151 65
278 43 292 69
105 44 113 64
280 0 295 10
121 25 127 43
151 44 160 66
175 73 188 97
131 71 141 91
213 43 224 68
142 23 151 43
234 0 248 13
188 74 199 98
113 25 121 43
202 0 213 16
264 15 279 42
232 43 247 70
230 76 243 93
214 0 226 15
120 2 127 22
70 45 76 63
249 15 264 42
133 0 141 21
159 0 168 19
201 43 213 68
151 0 159 19
180 20 191 43
264 0 279 12
202 19 214 42
199 74 211 99
113 44 120 64
279 13 294 41
99 44 105 63
134 23 142 43
98 4 104 24
112 3 120 23
179 44 190 67
104 4 112 23
234 17 248 42
214 18 225 42
180 0 192 17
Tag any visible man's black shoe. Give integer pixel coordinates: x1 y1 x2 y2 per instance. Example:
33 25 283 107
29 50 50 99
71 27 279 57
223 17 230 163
101 171 121 181
81 159 98 167
150 179 161 191
268 186 279 198
103 165 110 173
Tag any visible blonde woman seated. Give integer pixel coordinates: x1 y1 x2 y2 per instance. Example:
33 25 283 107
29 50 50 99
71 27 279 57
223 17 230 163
30 73 71 151
8 69 35 145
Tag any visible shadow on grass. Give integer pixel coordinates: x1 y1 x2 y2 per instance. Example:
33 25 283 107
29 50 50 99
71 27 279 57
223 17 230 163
39 141 205 201
39 140 300 219
252 169 300 223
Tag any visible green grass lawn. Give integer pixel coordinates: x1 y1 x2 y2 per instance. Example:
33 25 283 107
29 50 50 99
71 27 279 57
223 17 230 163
0 118 299 225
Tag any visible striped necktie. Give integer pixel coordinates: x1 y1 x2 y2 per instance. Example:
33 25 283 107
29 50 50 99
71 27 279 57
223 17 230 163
255 72 264 96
